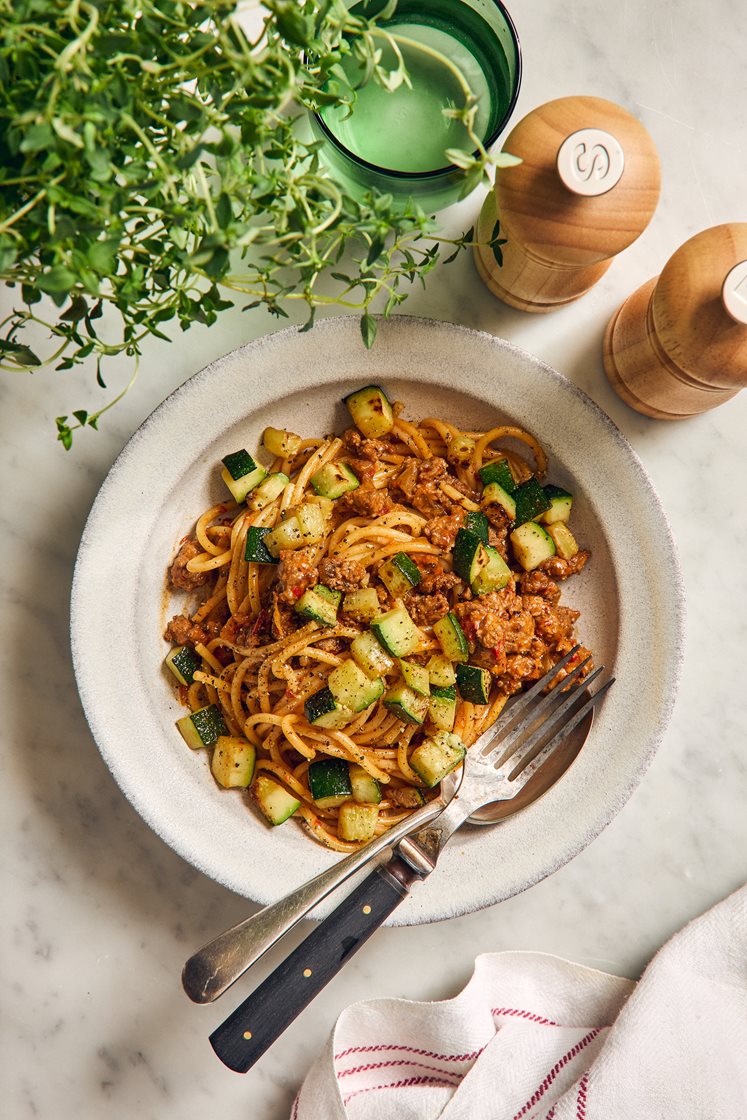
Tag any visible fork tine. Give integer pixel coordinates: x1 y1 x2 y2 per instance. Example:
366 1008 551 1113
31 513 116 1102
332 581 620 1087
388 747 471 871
507 677 615 785
482 654 592 765
472 645 583 757
496 665 605 774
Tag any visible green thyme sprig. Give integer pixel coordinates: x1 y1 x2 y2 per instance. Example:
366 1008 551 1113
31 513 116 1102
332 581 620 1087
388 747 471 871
0 0 511 448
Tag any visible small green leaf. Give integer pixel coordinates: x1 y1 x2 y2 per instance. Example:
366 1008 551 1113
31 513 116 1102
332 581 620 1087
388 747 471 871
360 312 377 349
37 267 76 294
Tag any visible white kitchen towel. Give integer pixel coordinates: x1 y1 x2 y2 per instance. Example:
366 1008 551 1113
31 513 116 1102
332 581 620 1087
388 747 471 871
292 883 747 1119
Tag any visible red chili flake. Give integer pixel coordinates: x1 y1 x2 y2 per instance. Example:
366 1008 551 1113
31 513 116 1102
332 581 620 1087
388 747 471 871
251 609 270 637
492 643 504 661
291 585 304 599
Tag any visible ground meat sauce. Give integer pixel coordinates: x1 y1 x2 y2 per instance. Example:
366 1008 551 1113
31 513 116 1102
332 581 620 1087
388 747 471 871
318 557 369 592
164 613 220 646
424 509 464 551
539 550 591 580
336 484 394 518
169 537 212 591
276 548 318 604
391 456 452 519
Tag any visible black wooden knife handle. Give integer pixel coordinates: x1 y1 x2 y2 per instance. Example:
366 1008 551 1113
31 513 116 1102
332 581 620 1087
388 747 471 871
209 857 419 1072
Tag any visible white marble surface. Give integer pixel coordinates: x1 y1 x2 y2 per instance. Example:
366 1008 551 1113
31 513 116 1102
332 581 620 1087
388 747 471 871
2 1 746 1116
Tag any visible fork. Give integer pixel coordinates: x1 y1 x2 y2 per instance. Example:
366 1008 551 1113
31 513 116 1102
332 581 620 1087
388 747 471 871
207 649 613 1072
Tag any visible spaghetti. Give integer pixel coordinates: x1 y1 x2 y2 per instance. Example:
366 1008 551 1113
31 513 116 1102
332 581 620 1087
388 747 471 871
164 387 592 852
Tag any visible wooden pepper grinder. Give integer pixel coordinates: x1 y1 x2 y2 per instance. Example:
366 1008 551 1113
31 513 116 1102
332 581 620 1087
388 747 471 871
475 96 661 311
603 223 747 418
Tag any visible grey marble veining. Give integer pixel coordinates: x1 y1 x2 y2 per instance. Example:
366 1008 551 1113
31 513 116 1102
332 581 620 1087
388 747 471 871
2 1 747 1117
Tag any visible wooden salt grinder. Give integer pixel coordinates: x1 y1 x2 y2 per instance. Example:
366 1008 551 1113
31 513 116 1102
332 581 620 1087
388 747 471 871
475 96 661 312
603 223 747 418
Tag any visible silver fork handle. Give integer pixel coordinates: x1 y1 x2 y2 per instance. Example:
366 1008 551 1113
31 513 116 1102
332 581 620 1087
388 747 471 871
182 794 448 1003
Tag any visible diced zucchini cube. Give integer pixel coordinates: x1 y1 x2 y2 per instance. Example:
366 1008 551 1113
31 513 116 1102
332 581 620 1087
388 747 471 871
176 704 228 750
370 606 423 657
428 685 457 732
456 663 491 705
164 644 200 686
221 450 267 502
349 764 382 805
383 682 430 725
343 385 394 438
264 514 303 556
482 481 517 521
513 477 552 526
343 588 382 624
433 612 469 663
328 658 384 711
398 659 430 696
546 522 579 560
510 521 556 571
464 510 489 543
295 584 342 627
262 426 302 459
471 545 511 596
409 731 466 787
308 757 352 808
253 773 301 825
378 552 421 598
338 800 379 842
244 525 279 564
296 502 326 543
310 461 360 499
426 654 457 687
541 485 573 525
478 458 516 494
250 472 290 510
304 686 353 729
351 630 395 679
211 736 256 788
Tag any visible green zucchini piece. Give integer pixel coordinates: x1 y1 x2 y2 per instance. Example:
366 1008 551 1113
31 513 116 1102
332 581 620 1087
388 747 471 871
351 630 395 679
479 458 516 494
482 481 517 521
426 654 457 687
378 551 422 598
262 426 302 459
343 588 382 624
296 502 326 542
295 584 342 626
409 731 467 787
308 758 352 808
510 521 556 572
304 686 353 729
164 644 200 686
453 529 511 595
264 515 303 555
221 450 267 502
251 472 290 509
253 773 301 825
370 606 423 657
176 704 228 750
307 494 335 520
546 521 579 560
433 612 469 663
383 682 430 725
338 800 379 842
471 544 512 596
390 786 426 808
244 525 279 564
310 461 360 499
398 659 430 696
328 658 384 711
211 736 256 789
428 685 457 732
464 510 489 543
344 385 394 438
541 485 573 525
349 764 382 805
514 477 552 526
456 663 492 705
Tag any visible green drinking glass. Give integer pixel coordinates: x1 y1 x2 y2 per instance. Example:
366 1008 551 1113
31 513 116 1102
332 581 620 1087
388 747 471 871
311 0 522 210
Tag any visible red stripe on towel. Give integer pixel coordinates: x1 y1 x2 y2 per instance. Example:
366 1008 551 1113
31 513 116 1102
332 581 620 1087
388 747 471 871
492 1007 562 1028
338 1058 463 1080
511 1030 600 1120
342 1075 458 1104
335 1043 484 1063
576 1072 589 1118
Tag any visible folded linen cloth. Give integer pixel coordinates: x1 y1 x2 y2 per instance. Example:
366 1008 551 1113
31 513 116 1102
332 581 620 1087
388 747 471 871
292 884 747 1118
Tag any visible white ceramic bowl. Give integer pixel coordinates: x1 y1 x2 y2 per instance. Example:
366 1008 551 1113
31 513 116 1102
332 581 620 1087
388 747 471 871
71 316 684 924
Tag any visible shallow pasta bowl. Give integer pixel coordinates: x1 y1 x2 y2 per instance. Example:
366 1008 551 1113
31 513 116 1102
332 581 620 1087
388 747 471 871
70 315 684 925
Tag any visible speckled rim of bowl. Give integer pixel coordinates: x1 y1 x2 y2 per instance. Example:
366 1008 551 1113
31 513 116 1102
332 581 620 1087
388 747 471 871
70 315 685 925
